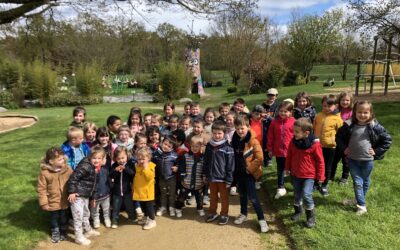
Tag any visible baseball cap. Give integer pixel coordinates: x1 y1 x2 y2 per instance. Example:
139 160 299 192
267 88 278 95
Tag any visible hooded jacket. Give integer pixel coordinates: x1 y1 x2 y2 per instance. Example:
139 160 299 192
133 162 156 201
67 158 98 198
267 116 296 157
313 110 343 148
293 106 317 123
110 160 135 196
203 140 235 185
152 148 178 181
37 159 72 211
61 141 90 170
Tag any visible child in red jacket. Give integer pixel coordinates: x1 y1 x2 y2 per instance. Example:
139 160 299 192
285 118 325 228
267 101 296 199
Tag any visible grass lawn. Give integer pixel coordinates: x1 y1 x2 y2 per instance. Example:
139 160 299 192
0 81 399 249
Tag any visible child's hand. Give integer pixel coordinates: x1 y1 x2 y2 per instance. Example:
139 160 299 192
284 170 290 176
202 177 208 184
344 147 350 156
268 152 273 158
226 184 231 189
41 205 50 211
90 200 96 208
318 180 324 184
68 193 78 203
368 148 375 156
171 166 178 172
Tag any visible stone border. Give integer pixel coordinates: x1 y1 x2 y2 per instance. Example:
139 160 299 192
0 115 39 134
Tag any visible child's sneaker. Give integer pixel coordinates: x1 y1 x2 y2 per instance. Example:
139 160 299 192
51 229 60 243
356 205 367 215
266 160 273 167
320 187 329 197
59 231 67 241
175 209 183 218
143 218 156 230
230 186 239 196
104 218 111 228
138 216 148 225
206 214 219 222
136 207 144 218
169 207 176 217
156 206 166 216
93 219 100 229
255 182 261 190
203 195 210 205
197 209 205 217
218 215 229 225
75 236 91 246
111 220 118 229
234 214 247 225
274 188 287 199
84 230 100 238
338 178 348 185
259 220 269 233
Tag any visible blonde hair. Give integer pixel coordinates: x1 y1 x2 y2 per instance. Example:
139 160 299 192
66 126 84 140
294 118 313 132
83 122 97 135
135 147 152 159
89 145 106 159
151 114 163 124
117 125 131 137
190 135 203 146
338 91 354 109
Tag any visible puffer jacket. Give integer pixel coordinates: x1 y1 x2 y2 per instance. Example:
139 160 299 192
133 162 156 201
178 152 204 190
203 140 235 185
110 160 135 196
336 119 392 160
93 165 111 200
293 106 317 123
68 158 98 198
37 159 72 211
231 130 264 180
152 148 178 181
313 111 343 148
267 116 296 157
61 141 91 170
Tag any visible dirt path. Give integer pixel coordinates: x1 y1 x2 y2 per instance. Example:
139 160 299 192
36 189 290 250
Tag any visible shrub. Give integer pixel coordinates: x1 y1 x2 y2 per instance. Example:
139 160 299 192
75 62 103 96
142 80 159 94
0 59 23 90
227 86 237 93
155 61 192 100
215 81 223 87
152 92 167 103
310 75 319 81
43 92 103 107
264 64 287 88
0 90 18 109
283 70 306 86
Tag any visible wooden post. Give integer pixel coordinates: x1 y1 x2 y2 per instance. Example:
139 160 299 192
384 36 393 95
370 36 378 94
355 58 361 96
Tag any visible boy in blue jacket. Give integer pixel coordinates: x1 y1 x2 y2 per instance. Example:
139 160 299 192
61 127 90 170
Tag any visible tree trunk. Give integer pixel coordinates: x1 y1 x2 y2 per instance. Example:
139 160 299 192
231 72 240 85
341 62 348 81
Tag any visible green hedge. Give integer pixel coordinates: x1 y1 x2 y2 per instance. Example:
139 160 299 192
43 93 103 107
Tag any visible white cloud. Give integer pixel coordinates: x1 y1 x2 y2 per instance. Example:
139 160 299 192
259 0 330 10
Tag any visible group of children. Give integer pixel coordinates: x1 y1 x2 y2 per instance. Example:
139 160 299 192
37 88 392 245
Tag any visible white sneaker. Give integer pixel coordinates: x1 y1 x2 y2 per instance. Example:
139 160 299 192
92 219 100 229
234 214 247 225
356 205 367 215
84 230 100 238
342 199 357 206
176 209 182 218
274 188 287 199
203 195 210 205
138 217 148 225
197 209 205 217
230 186 239 196
156 206 166 216
104 218 111 228
169 207 176 217
259 220 269 233
255 182 261 190
75 236 91 246
143 219 157 230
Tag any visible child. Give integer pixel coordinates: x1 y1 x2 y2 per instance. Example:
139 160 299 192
127 109 144 133
203 107 216 134
267 101 296 199
217 102 230 122
110 146 135 228
172 129 189 157
231 117 268 232
250 105 265 145
37 146 73 243
331 91 353 184
95 127 118 170
203 120 235 225
106 115 122 141
179 115 193 137
146 125 161 152
166 114 180 134
133 148 157 229
232 98 250 116
115 125 134 151
190 102 202 121
185 119 211 152
70 106 86 129
313 95 343 196
84 122 97 148
176 136 205 218
262 88 279 118
68 146 105 245
143 113 153 130
151 114 168 137
153 136 179 217
336 101 392 215
285 118 325 228
293 92 317 123
224 112 236 144
183 101 192 116
61 127 90 170
163 102 176 124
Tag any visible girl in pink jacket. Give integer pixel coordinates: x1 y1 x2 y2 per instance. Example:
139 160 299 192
267 101 296 199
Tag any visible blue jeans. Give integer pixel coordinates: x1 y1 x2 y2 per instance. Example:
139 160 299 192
237 174 265 220
276 157 286 188
112 194 135 221
50 209 67 231
348 159 374 206
291 177 315 210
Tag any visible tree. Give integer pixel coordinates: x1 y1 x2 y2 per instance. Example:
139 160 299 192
0 0 257 25
286 10 342 83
